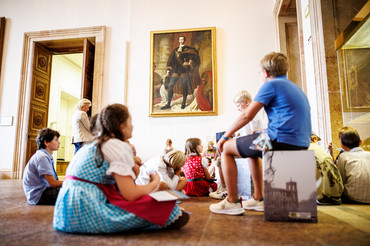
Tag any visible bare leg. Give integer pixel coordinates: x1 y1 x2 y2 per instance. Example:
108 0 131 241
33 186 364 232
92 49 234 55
219 167 225 187
175 177 187 191
248 157 263 200
221 139 240 203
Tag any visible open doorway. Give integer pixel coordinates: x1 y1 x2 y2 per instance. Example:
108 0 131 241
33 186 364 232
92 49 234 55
48 54 83 175
13 26 105 179
274 0 304 91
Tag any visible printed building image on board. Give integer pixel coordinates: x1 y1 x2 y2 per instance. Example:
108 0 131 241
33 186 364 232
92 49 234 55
263 150 317 223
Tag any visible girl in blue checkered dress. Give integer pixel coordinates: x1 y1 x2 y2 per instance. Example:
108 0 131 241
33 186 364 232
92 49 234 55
53 104 189 233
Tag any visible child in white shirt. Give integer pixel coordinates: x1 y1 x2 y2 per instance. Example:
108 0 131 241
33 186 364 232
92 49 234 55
136 150 187 191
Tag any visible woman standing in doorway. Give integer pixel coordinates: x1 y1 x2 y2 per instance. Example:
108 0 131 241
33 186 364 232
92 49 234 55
71 99 93 153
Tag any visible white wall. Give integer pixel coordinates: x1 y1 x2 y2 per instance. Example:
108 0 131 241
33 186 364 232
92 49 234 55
127 0 275 161
0 0 131 170
0 0 276 172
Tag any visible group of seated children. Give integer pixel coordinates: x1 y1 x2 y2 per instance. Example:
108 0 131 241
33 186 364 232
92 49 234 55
22 52 369 235
310 126 370 205
25 104 190 233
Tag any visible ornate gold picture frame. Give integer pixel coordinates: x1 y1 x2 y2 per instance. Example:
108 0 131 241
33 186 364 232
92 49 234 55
149 27 217 117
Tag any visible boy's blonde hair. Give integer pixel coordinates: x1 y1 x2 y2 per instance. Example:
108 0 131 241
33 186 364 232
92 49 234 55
233 90 252 104
338 126 355 139
163 150 186 170
260 52 289 77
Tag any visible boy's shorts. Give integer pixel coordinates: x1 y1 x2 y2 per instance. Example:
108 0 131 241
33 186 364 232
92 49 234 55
236 133 262 158
236 133 308 159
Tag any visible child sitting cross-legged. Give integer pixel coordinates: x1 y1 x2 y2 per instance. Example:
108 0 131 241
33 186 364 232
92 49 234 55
308 132 343 205
182 138 217 196
53 104 189 233
136 150 188 191
23 128 63 205
337 129 370 204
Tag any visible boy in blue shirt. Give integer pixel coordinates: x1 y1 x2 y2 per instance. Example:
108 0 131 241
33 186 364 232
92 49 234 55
210 52 311 215
23 128 63 205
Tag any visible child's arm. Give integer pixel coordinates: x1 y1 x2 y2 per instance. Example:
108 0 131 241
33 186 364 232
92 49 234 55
113 172 160 201
132 163 140 178
203 167 213 181
327 142 335 162
207 161 216 177
200 157 213 181
44 175 63 187
158 182 169 190
133 156 143 166
175 177 187 191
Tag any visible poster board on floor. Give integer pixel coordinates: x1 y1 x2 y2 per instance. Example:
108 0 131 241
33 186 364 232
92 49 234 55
263 150 317 223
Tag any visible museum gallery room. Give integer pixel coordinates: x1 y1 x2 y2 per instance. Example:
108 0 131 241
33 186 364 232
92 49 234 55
0 0 369 245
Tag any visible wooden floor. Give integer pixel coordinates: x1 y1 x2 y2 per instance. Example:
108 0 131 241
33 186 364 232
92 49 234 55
1 180 369 246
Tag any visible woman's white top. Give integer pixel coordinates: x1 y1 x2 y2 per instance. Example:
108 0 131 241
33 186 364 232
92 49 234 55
71 110 93 143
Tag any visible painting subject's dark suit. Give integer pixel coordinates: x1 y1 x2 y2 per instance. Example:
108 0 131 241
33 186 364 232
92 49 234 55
161 45 200 109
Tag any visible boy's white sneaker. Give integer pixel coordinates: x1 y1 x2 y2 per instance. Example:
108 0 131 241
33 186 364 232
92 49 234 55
209 198 245 215
242 197 264 211
209 187 228 200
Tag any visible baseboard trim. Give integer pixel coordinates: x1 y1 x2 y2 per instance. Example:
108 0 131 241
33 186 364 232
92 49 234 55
0 170 12 179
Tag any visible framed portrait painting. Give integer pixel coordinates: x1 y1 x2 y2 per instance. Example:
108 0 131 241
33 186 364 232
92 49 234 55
149 27 217 117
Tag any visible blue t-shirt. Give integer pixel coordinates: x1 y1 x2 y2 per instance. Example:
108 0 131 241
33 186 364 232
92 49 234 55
23 149 58 205
254 75 311 147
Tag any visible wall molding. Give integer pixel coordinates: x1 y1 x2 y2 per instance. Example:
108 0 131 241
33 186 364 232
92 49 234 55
0 170 12 179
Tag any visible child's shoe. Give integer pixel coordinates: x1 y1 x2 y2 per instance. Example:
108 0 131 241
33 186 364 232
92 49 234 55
209 198 244 215
242 197 264 211
316 195 341 205
209 187 228 200
166 211 190 229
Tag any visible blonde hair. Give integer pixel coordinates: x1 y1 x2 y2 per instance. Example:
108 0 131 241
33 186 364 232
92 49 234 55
163 150 186 170
233 90 252 104
338 126 355 139
260 52 288 77
78 98 91 110
166 139 172 145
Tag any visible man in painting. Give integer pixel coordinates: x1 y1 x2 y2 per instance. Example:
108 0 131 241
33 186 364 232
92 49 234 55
161 36 201 110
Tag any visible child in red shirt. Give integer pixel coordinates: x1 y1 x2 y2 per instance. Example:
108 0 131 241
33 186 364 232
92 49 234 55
183 138 217 196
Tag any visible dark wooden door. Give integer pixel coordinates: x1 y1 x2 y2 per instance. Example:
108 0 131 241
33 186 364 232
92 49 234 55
82 39 95 98
26 44 52 163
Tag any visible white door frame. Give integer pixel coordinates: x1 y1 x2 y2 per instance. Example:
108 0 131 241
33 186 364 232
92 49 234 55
13 26 105 179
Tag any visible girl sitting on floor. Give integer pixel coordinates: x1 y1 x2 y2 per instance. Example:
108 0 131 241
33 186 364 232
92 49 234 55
182 138 217 196
136 150 188 191
53 104 189 233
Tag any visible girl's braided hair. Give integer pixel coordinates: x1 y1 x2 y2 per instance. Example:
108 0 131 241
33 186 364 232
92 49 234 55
95 104 130 167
